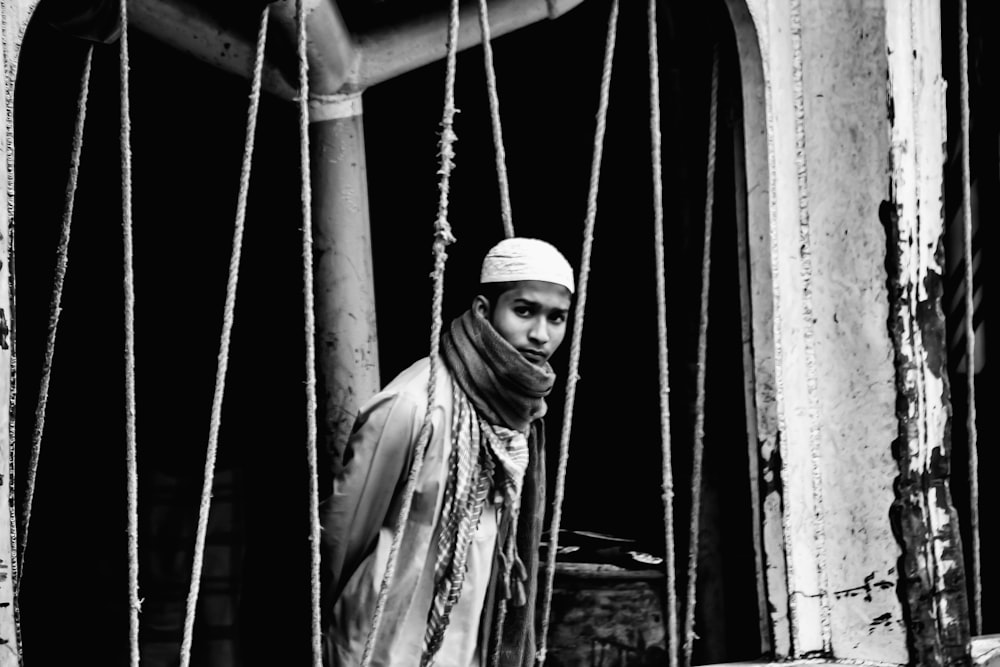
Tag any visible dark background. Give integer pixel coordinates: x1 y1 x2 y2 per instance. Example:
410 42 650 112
941 0 998 640
11 0 763 664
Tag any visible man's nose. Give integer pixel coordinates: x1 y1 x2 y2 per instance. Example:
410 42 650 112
529 318 550 343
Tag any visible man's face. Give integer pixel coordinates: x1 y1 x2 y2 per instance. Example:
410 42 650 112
475 280 572 365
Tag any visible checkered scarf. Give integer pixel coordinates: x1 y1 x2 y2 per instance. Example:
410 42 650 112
421 309 554 665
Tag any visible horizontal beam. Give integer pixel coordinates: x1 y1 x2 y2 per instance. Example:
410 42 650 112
349 0 585 92
129 0 299 99
129 0 586 101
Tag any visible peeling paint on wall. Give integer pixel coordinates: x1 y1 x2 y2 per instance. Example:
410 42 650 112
0 0 31 662
881 2 977 663
883 152 971 667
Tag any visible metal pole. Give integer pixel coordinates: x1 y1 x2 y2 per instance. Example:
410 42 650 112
309 93 381 474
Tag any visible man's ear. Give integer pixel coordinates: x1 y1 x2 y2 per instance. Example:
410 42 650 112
472 294 491 318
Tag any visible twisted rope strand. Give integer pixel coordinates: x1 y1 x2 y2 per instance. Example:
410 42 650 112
359 0 460 664
536 1 619 662
19 44 93 581
681 44 719 667
647 1 678 665
957 0 981 634
294 1 325 663
476 0 513 239
178 8 269 667
119 0 141 662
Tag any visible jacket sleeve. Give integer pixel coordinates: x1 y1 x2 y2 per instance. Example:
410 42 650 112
319 391 421 622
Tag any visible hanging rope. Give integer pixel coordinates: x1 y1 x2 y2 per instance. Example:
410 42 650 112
177 7 269 667
118 0 141 662
359 0 460 664
536 1 619 663
18 44 93 582
476 0 514 239
647 1 678 665
681 43 719 667
294 1 325 664
957 0 981 635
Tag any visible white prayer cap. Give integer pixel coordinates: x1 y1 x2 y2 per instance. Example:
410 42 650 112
480 237 575 294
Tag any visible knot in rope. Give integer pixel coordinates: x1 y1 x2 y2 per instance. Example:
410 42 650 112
435 227 457 247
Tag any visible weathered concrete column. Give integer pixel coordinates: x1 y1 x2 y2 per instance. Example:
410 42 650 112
308 93 380 474
737 0 911 662
884 1 971 664
0 2 33 662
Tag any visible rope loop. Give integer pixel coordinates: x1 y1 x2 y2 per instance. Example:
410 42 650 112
957 0 982 634
681 42 720 667
19 43 93 585
118 0 141 662
360 0 461 664
177 6 270 667
536 0 620 662
294 0 326 662
647 0 679 664
476 0 514 239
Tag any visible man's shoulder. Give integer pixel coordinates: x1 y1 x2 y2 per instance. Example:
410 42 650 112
367 356 452 409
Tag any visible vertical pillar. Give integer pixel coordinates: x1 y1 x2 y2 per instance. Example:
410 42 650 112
309 93 381 477
885 1 971 664
742 0 909 661
1 1 26 663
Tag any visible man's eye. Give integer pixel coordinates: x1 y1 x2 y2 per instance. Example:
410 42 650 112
550 314 567 324
514 307 531 317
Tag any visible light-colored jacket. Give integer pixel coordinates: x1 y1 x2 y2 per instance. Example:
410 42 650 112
321 357 499 667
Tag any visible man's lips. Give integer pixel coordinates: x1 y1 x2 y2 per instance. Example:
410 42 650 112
521 349 546 362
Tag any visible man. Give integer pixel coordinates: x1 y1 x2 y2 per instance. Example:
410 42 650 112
321 237 574 667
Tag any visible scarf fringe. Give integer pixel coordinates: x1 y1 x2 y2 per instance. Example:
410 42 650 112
423 309 550 666
423 384 529 663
